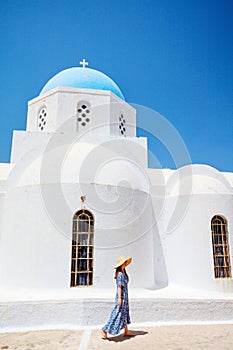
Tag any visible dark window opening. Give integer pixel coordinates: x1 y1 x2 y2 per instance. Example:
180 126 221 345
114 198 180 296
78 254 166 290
70 209 94 287
211 215 231 278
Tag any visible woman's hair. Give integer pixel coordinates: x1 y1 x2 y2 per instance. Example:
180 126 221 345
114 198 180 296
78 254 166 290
114 266 128 279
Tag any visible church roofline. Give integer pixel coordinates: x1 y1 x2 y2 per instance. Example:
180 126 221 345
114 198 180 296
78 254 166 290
29 86 129 106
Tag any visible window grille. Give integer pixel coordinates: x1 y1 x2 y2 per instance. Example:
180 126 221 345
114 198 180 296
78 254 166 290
38 106 47 131
70 209 94 287
77 101 91 128
211 215 231 278
119 113 126 135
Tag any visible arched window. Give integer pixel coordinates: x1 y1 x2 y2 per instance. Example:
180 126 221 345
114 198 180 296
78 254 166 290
76 101 91 129
211 215 231 278
70 209 94 287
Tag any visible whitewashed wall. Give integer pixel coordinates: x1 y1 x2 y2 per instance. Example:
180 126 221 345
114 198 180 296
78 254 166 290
150 164 233 293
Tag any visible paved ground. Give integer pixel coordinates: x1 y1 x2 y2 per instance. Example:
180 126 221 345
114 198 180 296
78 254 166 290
0 324 233 350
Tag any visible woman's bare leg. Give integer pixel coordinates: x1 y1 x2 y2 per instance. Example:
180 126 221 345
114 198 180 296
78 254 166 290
124 325 135 336
101 329 108 339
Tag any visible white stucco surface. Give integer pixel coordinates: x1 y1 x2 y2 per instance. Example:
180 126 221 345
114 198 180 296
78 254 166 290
0 69 232 331
0 286 232 332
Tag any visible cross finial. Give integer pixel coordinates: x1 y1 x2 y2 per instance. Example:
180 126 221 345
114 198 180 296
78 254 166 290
80 59 88 68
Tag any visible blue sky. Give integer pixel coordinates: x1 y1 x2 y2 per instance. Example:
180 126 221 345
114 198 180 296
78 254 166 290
0 0 232 171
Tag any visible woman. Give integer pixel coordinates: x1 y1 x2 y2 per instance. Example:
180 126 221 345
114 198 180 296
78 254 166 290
101 256 135 339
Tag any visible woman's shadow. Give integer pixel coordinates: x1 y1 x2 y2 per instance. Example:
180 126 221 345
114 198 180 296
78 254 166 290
108 330 148 343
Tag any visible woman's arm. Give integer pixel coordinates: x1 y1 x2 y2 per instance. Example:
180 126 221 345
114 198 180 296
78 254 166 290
118 285 122 306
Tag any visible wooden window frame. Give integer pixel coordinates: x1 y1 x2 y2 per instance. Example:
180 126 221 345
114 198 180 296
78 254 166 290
70 209 94 287
211 215 231 279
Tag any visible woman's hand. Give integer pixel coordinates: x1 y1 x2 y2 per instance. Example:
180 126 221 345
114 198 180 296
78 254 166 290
118 297 122 306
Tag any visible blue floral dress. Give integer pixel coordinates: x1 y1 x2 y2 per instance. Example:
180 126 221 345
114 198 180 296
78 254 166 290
102 271 131 335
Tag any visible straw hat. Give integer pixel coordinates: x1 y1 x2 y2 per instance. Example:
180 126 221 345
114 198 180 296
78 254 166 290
114 256 132 269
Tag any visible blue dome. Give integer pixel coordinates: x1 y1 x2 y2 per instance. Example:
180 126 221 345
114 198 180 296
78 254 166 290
40 67 125 100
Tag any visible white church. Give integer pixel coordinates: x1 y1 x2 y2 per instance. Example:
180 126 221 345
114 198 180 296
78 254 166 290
0 61 232 330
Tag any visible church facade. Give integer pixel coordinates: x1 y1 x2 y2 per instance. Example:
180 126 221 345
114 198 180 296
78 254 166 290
0 64 232 299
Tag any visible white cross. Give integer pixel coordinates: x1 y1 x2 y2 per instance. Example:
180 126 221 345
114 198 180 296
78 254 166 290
80 59 88 68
